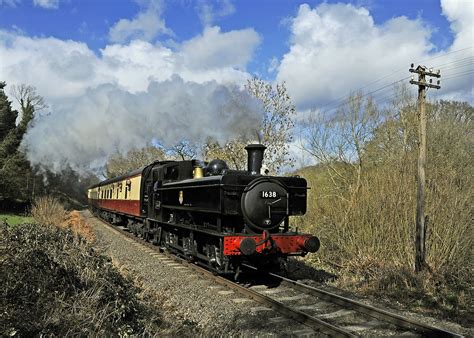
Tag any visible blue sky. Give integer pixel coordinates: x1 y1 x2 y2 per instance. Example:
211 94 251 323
0 0 457 78
0 0 472 170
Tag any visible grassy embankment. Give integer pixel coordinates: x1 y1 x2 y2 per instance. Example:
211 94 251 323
0 196 171 336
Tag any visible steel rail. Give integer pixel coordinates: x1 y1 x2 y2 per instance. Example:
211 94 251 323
90 213 463 337
243 263 463 337
204 273 355 337
91 214 355 337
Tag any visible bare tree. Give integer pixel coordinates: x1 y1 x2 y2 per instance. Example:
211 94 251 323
168 140 198 160
106 145 165 178
302 91 379 209
203 138 247 170
11 84 46 111
245 78 296 173
203 78 296 173
11 84 47 134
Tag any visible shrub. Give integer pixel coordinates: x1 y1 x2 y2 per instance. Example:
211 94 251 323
0 223 162 336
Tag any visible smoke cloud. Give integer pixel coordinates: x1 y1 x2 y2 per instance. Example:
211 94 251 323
22 76 262 172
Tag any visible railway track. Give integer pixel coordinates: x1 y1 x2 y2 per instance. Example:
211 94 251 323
92 214 463 337
241 264 463 337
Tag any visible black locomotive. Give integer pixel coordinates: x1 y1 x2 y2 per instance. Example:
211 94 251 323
88 144 320 275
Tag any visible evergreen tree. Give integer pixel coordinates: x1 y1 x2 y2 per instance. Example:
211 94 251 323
0 81 18 143
0 82 43 202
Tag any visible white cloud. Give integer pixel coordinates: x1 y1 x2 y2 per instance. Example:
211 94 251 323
109 0 172 43
33 0 59 9
0 0 20 7
0 31 100 100
441 0 474 51
276 1 473 110
196 0 235 26
0 23 260 99
276 3 432 109
180 26 261 70
268 57 279 74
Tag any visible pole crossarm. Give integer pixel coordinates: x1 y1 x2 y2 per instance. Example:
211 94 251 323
409 68 441 78
409 80 441 89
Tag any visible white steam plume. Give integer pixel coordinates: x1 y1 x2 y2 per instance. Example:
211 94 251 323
23 76 262 172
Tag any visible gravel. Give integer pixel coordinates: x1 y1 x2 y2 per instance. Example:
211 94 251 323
287 258 472 337
84 211 317 336
83 211 472 337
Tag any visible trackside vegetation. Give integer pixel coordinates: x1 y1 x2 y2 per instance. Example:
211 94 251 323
296 92 473 323
0 197 165 336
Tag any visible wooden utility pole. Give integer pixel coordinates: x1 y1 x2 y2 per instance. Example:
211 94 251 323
409 64 441 272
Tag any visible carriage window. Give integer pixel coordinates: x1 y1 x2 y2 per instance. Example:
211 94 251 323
125 186 128 199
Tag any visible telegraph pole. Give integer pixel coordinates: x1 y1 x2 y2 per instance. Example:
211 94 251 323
409 64 441 272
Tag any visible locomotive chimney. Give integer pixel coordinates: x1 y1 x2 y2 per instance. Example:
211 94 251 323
245 144 266 175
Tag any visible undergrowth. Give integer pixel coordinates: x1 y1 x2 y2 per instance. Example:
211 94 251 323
304 254 473 326
295 98 472 325
0 222 164 336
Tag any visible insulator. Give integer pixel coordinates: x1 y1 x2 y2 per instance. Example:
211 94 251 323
411 63 414 68
429 67 433 72
430 79 433 83
437 80 440 85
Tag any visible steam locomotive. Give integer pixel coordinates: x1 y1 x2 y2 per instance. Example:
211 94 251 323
88 144 320 275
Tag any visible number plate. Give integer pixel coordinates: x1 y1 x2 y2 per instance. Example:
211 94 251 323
261 191 278 198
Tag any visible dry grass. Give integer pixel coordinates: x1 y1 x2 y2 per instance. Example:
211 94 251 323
31 196 95 241
297 99 472 316
31 196 68 227
62 210 95 242
297 156 473 323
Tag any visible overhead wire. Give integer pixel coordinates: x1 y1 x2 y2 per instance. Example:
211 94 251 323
442 70 474 81
318 67 472 116
311 46 474 114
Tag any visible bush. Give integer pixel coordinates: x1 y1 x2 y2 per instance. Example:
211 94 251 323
0 223 162 336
